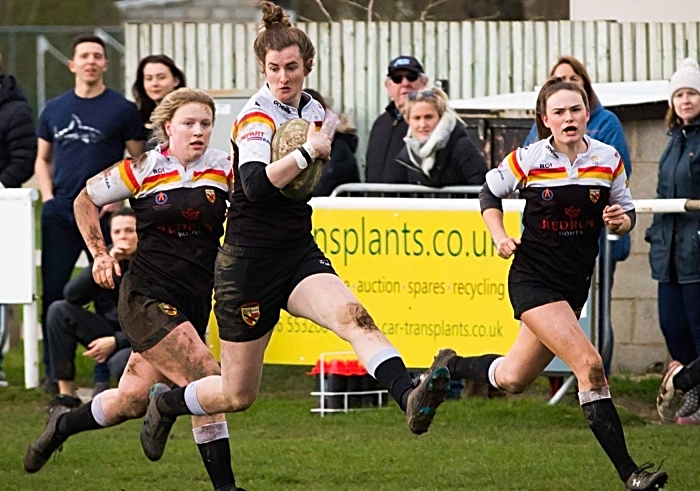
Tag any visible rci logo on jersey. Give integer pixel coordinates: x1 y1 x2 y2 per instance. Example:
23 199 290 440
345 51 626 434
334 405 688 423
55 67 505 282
241 302 260 327
158 303 178 316
539 163 553 169
589 188 601 203
205 189 216 204
541 188 554 201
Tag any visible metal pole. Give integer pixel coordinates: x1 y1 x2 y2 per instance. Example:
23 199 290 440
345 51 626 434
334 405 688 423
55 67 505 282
23 302 39 389
598 233 614 372
548 375 577 405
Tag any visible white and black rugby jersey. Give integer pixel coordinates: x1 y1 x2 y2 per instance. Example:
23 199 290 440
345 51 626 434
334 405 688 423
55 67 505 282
225 83 325 248
87 146 232 299
486 135 634 291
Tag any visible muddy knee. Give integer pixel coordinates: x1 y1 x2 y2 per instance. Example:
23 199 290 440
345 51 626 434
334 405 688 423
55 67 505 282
119 391 148 418
496 364 530 394
575 355 606 389
224 391 256 412
498 375 529 394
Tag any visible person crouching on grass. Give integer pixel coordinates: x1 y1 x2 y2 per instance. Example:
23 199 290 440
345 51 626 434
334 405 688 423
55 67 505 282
24 88 247 491
436 77 668 491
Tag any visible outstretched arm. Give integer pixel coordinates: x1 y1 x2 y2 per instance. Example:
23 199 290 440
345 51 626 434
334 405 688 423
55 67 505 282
74 188 121 289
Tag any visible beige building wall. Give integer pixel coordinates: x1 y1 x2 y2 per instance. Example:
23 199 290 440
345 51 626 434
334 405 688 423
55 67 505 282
571 0 700 22
610 118 671 373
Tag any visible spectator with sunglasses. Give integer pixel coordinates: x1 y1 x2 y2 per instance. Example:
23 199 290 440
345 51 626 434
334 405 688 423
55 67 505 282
366 55 428 183
396 87 487 188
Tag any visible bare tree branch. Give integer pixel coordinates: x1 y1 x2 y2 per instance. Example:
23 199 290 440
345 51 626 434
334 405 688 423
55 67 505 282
419 0 449 21
313 0 334 23
335 0 383 21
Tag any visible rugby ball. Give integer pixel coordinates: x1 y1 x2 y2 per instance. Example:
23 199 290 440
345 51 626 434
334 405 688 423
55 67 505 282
271 118 325 200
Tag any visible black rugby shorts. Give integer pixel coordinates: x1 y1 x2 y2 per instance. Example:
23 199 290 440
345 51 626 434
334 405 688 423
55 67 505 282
118 271 210 352
507 272 590 320
214 240 336 342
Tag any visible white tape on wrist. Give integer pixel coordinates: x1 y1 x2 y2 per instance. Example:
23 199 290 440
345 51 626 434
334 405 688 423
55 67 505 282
302 141 317 161
291 149 308 170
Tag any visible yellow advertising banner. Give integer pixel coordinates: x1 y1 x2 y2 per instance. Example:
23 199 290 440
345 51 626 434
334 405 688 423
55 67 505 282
201 198 520 369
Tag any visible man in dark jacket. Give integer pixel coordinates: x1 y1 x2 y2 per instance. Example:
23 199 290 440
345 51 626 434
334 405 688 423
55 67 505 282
46 208 137 408
365 55 428 184
0 54 36 190
0 53 37 386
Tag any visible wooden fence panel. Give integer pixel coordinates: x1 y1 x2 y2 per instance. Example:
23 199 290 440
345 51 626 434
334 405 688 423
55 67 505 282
124 20 700 168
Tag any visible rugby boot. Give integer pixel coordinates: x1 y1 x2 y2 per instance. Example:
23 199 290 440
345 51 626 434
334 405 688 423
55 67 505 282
140 382 176 461
625 463 668 490
657 361 684 423
24 405 70 473
405 349 453 435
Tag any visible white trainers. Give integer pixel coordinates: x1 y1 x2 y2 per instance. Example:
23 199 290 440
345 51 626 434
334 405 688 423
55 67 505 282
656 361 684 423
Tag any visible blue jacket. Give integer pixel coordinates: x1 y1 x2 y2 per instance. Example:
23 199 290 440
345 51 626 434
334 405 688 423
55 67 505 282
523 103 632 176
645 121 700 284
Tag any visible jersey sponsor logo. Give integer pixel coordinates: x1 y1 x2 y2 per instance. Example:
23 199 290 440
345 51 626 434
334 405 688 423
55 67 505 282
541 188 554 201
152 167 167 174
541 206 595 237
241 302 261 327
240 130 267 142
319 258 331 267
53 114 103 145
545 144 559 159
273 100 293 114
153 191 171 211
539 163 553 169
564 206 581 219
589 188 601 203
205 189 216 204
181 208 201 221
158 302 178 316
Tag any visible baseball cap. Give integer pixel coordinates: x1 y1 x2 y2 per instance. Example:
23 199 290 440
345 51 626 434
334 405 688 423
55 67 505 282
387 55 424 76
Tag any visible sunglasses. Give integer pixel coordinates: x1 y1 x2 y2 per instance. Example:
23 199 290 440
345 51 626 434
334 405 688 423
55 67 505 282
407 89 437 101
390 72 419 84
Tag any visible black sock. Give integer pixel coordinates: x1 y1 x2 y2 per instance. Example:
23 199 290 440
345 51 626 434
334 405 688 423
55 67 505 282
373 356 414 412
197 438 236 491
673 358 700 392
157 386 192 417
581 398 637 482
57 403 103 438
447 354 500 386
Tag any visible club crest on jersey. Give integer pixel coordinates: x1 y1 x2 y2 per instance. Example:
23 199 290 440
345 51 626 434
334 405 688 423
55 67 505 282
205 189 216 204
241 302 260 327
158 303 178 316
589 188 601 203
541 188 554 201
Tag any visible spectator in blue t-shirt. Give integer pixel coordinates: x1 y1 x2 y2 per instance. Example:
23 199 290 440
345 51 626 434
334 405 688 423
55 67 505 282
34 34 145 392
523 56 632 375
